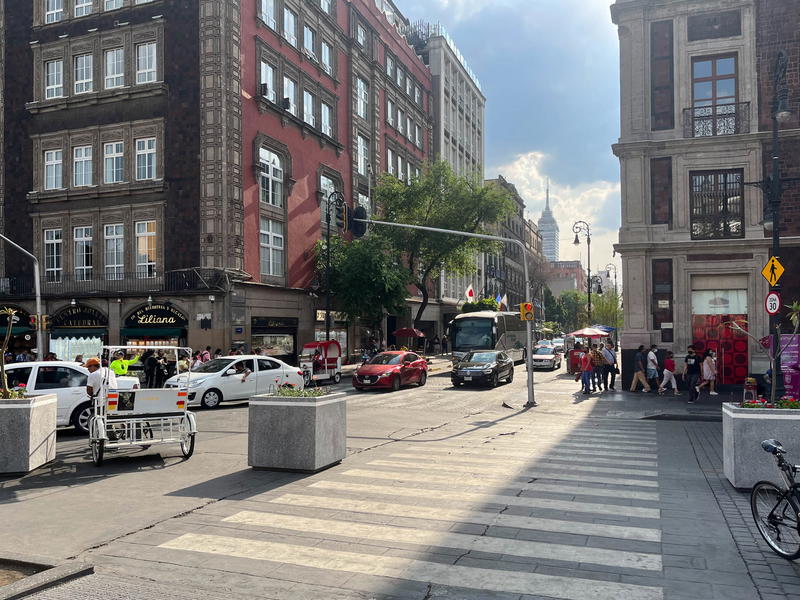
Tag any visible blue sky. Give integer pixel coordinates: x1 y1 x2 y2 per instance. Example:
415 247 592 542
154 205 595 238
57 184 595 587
396 0 622 270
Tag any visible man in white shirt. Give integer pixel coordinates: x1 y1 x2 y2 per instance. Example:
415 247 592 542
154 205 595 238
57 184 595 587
85 357 118 401
646 344 660 392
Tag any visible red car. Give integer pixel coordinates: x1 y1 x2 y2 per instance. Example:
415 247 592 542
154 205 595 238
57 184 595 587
352 351 428 391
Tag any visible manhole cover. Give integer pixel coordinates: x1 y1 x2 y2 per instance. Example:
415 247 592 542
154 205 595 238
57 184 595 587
0 561 42 587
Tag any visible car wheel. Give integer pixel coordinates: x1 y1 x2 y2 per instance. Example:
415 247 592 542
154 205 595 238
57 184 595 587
452 379 462 387
391 376 401 392
333 372 342 384
506 368 514 383
490 373 499 388
201 389 222 409
418 371 427 387
71 402 94 435
353 386 363 391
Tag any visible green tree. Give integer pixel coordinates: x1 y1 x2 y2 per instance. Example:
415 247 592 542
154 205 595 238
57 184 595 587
316 236 411 330
559 290 588 332
374 161 514 328
592 290 622 330
543 287 563 328
462 298 499 313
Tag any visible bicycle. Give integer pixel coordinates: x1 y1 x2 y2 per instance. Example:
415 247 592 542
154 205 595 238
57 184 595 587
751 439 800 559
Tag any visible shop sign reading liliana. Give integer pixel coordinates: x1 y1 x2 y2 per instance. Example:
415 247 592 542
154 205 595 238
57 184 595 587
124 304 189 328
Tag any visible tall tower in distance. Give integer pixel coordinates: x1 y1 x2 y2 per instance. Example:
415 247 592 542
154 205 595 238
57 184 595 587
538 180 559 262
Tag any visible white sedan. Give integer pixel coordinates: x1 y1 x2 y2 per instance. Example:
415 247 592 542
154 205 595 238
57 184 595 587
5 361 139 434
530 347 563 370
164 355 304 408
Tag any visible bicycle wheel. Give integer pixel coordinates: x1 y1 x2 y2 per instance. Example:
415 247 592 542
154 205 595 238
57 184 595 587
751 481 800 560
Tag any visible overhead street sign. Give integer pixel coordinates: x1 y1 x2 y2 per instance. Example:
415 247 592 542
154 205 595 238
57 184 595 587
762 257 785 286
766 291 782 316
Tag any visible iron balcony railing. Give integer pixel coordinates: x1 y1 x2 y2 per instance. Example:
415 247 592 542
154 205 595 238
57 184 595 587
0 268 232 299
683 102 750 138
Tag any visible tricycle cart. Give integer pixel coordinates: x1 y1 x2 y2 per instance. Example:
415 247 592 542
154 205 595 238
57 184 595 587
89 345 197 466
299 340 342 386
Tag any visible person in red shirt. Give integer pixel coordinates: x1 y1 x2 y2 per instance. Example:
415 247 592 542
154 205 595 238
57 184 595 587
658 351 679 395
580 348 594 395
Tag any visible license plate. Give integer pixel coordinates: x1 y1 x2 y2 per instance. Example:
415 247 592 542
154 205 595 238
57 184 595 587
464 376 472 381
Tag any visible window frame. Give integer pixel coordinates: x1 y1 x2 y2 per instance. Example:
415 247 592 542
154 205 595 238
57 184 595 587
303 25 317 60
356 76 369 119
321 40 333 75
303 89 316 127
73 145 93 187
73 226 93 281
103 141 125 184
357 135 369 176
283 6 297 47
260 59 276 102
104 47 125 89
259 217 285 278
135 42 157 85
283 75 297 116
259 147 284 208
104 223 124 280
259 0 276 28
44 59 64 99
44 228 63 283
135 220 157 279
74 0 92 17
73 53 94 94
689 168 744 240
135 137 157 181
45 0 64 23
321 101 333 137
44 149 63 190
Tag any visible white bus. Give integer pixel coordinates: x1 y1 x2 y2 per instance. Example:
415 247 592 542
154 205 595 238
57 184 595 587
448 311 528 363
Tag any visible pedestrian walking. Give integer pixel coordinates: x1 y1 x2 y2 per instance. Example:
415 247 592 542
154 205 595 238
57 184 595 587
658 351 680 395
589 343 607 391
646 344 660 392
682 345 701 404
441 335 448 354
580 346 594 395
698 350 719 395
630 345 651 392
432 335 440 355
601 341 617 391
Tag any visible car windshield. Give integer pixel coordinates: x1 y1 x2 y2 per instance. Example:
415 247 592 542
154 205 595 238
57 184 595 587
451 318 493 351
191 358 234 374
553 339 564 345
535 347 553 355
464 352 498 363
369 353 403 365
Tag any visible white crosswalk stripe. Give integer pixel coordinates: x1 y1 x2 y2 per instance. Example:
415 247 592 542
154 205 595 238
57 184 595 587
394 446 659 466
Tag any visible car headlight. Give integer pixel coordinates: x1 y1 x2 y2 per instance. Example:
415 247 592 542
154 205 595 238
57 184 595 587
188 379 207 388
381 371 395 377
483 369 493 374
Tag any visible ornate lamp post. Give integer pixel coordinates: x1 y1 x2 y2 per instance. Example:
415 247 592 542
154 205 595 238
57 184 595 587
572 220 594 323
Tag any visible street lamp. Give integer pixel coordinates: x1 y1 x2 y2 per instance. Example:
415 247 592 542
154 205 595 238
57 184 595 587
605 263 618 298
572 220 595 323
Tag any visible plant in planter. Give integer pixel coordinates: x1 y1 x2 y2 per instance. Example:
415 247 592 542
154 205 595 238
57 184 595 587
0 307 25 400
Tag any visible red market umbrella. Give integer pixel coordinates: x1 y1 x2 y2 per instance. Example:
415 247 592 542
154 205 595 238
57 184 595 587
569 327 608 338
393 327 426 338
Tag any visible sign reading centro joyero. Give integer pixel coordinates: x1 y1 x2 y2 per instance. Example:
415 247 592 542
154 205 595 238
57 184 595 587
125 304 188 328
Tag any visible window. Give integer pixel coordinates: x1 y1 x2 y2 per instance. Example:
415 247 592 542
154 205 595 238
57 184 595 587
45 0 63 23
6 367 32 390
135 220 156 278
396 67 403 88
406 161 412 182
260 60 276 102
387 99 394 125
44 149 63 190
320 174 336 223
356 24 366 46
651 157 672 226
415 124 421 147
135 137 156 180
74 0 91 16
321 41 332 74
44 59 63 99
414 85 421 105
74 54 93 94
104 48 124 89
690 169 744 239
357 135 368 176
397 108 404 135
303 25 316 59
387 148 395 175
73 146 93 187
284 7 297 46
134 0 154 3
358 192 371 219
405 76 412 96
356 77 368 119
104 224 124 280
386 55 394 78
258 358 281 371
104 142 124 184
74 226 93 281
105 0 123 9
259 218 284 277
397 154 404 182
691 54 738 137
136 42 157 84
303 90 316 126
260 0 276 27
321 102 333 137
35 366 86 390
44 229 62 283
283 76 297 115
406 116 412 140
320 0 331 12
259 148 283 207
652 259 673 342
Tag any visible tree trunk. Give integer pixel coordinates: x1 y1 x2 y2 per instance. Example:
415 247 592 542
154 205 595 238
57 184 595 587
413 278 430 331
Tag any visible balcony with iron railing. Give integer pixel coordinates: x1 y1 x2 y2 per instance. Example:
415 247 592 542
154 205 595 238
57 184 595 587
683 102 750 138
0 268 234 299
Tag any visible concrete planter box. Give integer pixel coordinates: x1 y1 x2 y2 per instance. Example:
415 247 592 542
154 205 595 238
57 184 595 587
722 402 800 489
248 392 346 473
0 394 57 474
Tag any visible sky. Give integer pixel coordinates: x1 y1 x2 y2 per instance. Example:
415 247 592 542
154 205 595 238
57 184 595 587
396 0 622 275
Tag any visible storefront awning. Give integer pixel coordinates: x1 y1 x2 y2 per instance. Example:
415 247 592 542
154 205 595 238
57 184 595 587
120 328 185 337
51 328 107 338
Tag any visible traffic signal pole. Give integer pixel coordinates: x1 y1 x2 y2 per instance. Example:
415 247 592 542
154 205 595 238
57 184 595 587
0 234 43 360
354 217 537 408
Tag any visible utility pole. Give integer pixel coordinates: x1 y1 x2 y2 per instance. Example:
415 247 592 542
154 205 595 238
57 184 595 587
325 190 345 341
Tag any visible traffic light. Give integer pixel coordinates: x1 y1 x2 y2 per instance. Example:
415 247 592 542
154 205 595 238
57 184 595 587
335 203 350 231
41 315 49 330
29 315 37 330
350 206 368 238
519 302 534 321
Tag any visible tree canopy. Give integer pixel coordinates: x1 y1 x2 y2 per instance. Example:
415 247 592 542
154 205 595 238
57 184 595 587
462 298 499 313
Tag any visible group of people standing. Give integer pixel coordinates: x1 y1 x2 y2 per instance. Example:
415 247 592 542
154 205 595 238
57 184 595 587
630 344 717 403
575 341 619 395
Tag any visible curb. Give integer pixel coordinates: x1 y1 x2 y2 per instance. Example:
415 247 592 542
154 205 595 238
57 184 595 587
0 561 93 600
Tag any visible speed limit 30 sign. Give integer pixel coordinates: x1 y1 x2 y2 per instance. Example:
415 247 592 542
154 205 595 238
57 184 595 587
765 291 782 316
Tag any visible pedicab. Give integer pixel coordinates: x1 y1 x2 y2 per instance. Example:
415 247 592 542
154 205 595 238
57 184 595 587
299 339 343 386
88 345 197 466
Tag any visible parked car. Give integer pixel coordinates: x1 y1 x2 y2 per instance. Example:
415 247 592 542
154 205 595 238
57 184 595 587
352 351 427 391
451 350 514 387
5 361 139 434
164 355 304 408
552 338 565 353
531 346 562 370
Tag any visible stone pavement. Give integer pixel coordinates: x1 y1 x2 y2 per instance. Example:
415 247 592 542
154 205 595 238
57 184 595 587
11 371 800 599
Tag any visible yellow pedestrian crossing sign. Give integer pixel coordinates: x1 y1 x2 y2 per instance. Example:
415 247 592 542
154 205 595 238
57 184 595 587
762 257 785 286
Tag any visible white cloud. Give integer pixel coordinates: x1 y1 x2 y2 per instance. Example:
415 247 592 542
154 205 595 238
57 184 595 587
489 151 622 275
429 0 513 22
